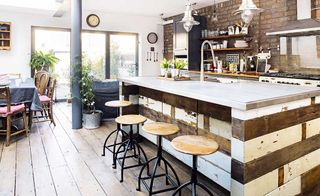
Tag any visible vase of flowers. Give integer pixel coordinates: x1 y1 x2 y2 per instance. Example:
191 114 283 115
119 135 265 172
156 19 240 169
171 59 188 78
160 58 171 77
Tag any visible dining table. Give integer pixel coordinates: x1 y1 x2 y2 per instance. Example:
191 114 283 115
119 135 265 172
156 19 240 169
5 78 42 127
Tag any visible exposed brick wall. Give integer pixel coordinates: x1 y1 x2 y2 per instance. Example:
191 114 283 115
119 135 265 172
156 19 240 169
163 0 307 72
163 23 173 60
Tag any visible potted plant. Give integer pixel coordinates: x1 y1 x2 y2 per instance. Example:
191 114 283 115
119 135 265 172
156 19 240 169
30 51 59 72
160 58 171 77
80 64 103 129
171 59 188 78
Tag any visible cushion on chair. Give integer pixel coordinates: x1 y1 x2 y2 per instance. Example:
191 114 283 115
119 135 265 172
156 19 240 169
39 95 51 103
0 104 25 117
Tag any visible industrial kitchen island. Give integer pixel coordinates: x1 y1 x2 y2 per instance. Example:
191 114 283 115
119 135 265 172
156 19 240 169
119 76 320 196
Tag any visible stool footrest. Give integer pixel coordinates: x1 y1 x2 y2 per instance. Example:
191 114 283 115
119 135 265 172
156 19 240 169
141 177 179 195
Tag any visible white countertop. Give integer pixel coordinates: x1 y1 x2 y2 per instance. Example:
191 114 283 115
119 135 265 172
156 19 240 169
119 77 320 110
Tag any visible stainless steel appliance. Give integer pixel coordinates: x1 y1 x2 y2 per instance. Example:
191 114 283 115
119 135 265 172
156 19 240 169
259 73 320 87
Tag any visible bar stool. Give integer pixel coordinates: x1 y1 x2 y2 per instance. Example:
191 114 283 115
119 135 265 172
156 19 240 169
137 122 181 195
102 100 132 167
171 135 219 196
114 114 149 182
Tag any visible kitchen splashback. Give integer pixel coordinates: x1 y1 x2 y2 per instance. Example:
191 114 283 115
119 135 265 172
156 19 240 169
280 35 320 73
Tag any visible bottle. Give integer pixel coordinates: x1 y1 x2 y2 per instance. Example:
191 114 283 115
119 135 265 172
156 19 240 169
240 59 245 72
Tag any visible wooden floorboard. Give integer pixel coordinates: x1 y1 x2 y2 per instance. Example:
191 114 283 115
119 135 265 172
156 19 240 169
15 137 35 196
0 102 229 196
0 142 16 196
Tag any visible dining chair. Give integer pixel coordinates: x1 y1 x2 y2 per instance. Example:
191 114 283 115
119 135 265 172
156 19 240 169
34 71 50 95
0 86 29 146
36 77 56 126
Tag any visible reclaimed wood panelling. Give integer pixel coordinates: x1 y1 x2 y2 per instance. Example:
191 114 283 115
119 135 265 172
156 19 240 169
121 84 139 100
243 124 301 162
265 176 301 196
306 118 320 138
284 148 320 184
122 105 139 115
231 134 320 184
198 128 231 155
198 101 231 122
301 162 320 193
175 107 197 126
140 105 231 155
209 117 232 140
139 87 162 102
231 169 279 196
232 99 311 121
278 166 284 187
232 103 320 141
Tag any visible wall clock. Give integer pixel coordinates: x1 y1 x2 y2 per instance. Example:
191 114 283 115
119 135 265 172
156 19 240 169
86 14 100 28
147 32 158 44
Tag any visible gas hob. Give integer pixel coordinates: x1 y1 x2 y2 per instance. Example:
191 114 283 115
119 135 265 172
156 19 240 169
259 73 320 87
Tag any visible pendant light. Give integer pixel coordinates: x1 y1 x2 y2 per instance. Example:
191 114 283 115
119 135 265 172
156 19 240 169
234 0 263 26
211 0 218 22
181 0 200 32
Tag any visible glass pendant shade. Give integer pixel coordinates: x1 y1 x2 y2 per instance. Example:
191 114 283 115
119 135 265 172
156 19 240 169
181 2 200 32
234 0 263 25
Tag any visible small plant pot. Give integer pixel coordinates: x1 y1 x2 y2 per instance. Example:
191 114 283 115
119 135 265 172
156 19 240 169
171 69 180 78
160 68 167 77
83 110 103 129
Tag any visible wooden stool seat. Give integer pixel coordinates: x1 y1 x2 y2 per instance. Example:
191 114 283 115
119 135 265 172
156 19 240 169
105 100 132 108
115 115 147 125
171 135 219 156
143 122 180 136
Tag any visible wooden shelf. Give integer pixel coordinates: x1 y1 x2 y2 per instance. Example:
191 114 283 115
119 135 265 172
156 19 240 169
204 48 252 52
0 46 11 50
0 21 11 51
201 34 249 40
189 70 260 79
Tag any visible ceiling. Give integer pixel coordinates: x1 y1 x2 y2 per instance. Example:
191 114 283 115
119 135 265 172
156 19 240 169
83 0 228 18
0 0 229 17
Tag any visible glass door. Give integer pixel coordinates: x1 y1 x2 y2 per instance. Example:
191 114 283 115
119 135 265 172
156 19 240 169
109 34 138 79
34 28 71 100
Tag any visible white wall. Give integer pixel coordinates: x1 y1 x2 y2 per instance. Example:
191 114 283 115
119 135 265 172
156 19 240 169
0 9 163 77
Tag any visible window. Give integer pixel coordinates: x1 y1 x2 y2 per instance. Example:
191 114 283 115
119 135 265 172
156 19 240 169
32 27 139 100
109 33 138 79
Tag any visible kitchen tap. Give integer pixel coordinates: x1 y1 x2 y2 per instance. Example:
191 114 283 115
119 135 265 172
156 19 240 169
200 40 216 82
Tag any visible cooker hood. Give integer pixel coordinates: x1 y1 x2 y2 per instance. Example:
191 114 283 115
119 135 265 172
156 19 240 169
266 0 320 36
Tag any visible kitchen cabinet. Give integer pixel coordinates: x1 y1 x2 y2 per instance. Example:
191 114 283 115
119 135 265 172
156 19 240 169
173 15 206 71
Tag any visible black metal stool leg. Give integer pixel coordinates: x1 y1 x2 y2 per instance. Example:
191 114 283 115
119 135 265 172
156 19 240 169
137 156 158 191
113 139 129 169
164 159 169 185
197 183 214 196
102 129 118 156
135 141 150 175
192 182 197 196
120 140 131 182
162 158 181 189
149 157 161 196
172 181 192 196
